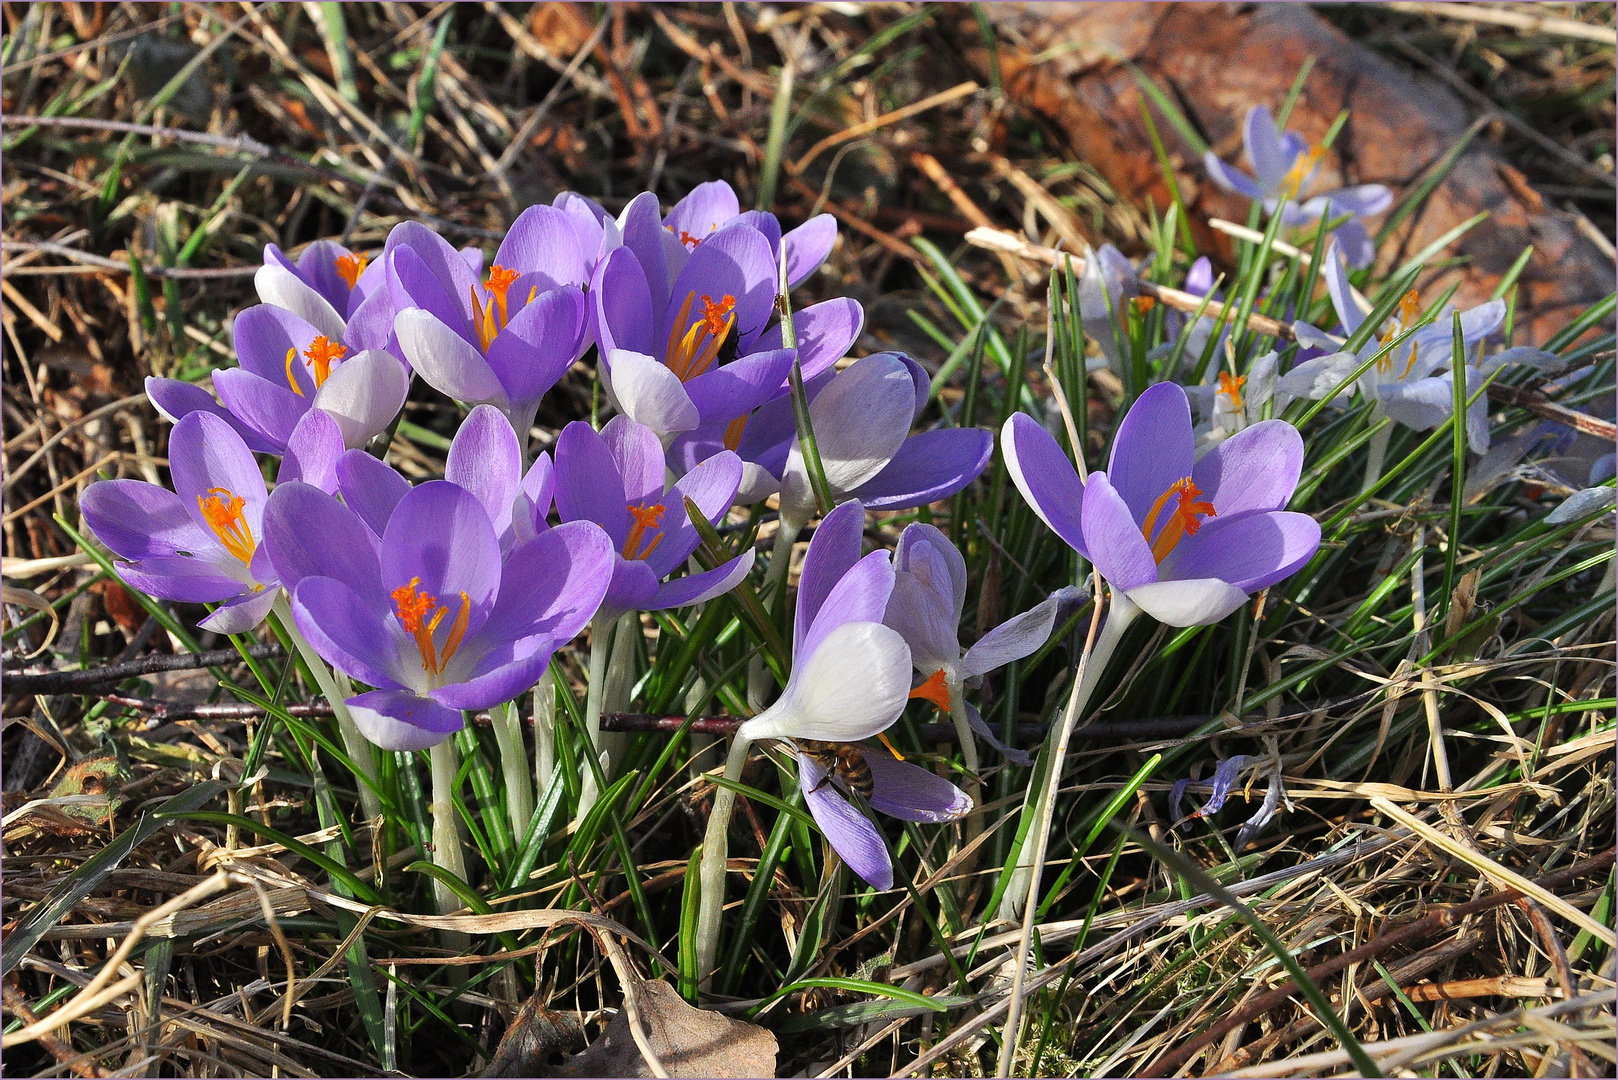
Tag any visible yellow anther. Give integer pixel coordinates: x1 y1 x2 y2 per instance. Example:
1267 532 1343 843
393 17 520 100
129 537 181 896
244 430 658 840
390 577 470 677
198 487 255 564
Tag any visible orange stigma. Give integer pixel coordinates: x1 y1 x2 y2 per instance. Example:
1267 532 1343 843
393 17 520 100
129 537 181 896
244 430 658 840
1217 370 1247 411
622 502 667 561
1132 296 1156 315
334 252 369 290
484 264 521 325
1139 478 1217 563
664 291 735 381
1279 144 1325 199
390 577 470 677
723 414 749 452
304 336 346 388
667 224 708 249
197 488 256 564
909 668 952 712
469 265 524 353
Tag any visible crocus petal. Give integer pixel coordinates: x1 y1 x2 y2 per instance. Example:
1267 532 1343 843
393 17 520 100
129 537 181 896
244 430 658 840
798 755 893 890
1107 382 1194 528
1378 375 1455 432
864 751 972 823
646 549 755 611
1191 418 1303 518
896 524 967 620
278 408 344 494
262 480 382 599
384 222 477 332
603 558 663 615
144 377 279 454
1242 105 1290 191
783 214 837 288
255 262 346 343
431 633 557 712
80 480 215 561
292 576 412 691
335 450 411 542
794 499 867 657
1080 471 1158 592
591 245 657 359
853 427 993 512
394 309 509 408
1277 350 1359 404
1323 241 1365 337
1124 578 1250 627
1329 217 1376 269
798 352 914 493
118 557 253 603
1326 183 1392 218
801 550 896 666
600 414 666 507
233 304 321 387
445 404 522 530
752 297 864 382
346 689 463 751
483 520 614 644
742 621 911 744
662 222 777 341
666 179 740 239
964 700 1034 766
617 191 672 317
606 349 700 437
1202 152 1265 200
645 450 742 578
344 288 401 360
1160 509 1321 593
553 420 631 549
486 286 586 409
1001 412 1089 557
884 570 960 676
381 481 502 635
960 591 1064 679
494 204 587 291
311 350 410 449
199 587 279 635
210 368 306 451
684 348 798 425
294 239 357 313
168 412 268 540
522 451 556 524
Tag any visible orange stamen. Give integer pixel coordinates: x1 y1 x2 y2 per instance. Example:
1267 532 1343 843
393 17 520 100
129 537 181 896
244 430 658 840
1217 370 1247 412
622 502 667 561
1279 144 1325 200
197 487 255 564
1377 289 1423 374
334 252 369 290
303 336 347 389
469 286 499 353
908 668 952 712
285 346 305 397
723 414 749 453
389 576 470 676
484 264 521 327
1132 296 1156 315
877 732 906 761
664 291 734 381
1141 478 1217 563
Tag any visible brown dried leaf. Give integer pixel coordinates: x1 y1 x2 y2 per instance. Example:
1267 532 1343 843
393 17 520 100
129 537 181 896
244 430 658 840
543 981 776 1079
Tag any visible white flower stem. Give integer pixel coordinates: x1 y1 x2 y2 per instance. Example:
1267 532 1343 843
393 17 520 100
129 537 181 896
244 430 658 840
428 739 472 955
694 731 753 991
946 675 985 868
534 671 556 795
998 587 1136 924
489 700 533 843
274 596 382 823
997 586 1136 1076
577 610 616 817
1361 409 1391 493
768 518 801 613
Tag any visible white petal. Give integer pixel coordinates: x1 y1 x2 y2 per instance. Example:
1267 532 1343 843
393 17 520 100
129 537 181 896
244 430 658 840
738 621 911 743
394 309 509 408
312 350 410 449
606 349 699 437
1547 486 1616 525
806 353 914 492
735 461 779 505
255 263 346 343
1124 578 1249 627
1276 351 1359 403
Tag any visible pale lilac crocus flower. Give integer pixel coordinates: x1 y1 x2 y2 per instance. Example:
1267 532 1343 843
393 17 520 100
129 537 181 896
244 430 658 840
272 479 613 751
388 211 589 438
1204 105 1392 268
255 238 399 355
80 412 281 633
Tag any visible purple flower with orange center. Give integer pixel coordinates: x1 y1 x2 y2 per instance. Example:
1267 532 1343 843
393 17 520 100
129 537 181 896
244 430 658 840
255 238 397 350
1003 381 1320 626
79 412 281 634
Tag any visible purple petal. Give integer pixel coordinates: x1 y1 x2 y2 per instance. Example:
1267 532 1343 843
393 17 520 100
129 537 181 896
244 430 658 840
1323 241 1364 337
797 754 893 891
1203 151 1264 200
1199 755 1249 816
346 689 462 751
591 245 657 359
646 549 755 611
644 450 742 578
964 700 1033 766
895 524 967 615
798 354 914 497
81 479 214 561
145 377 280 454
960 591 1063 679
168 412 268 540
800 549 895 664
604 557 662 615
664 179 740 245
783 214 837 288
335 449 411 541
794 499 866 658
381 481 502 638
494 204 587 291
1324 183 1392 218
293 239 357 314
864 750 972 823
446 404 522 529
384 222 477 335
1080 471 1158 592
1242 105 1290 191
744 621 911 744
601 414 666 507
1001 413 1088 557
1185 256 1216 298
1379 375 1455 433
210 368 307 452
617 191 673 316
684 348 797 425
752 298 864 382
553 420 630 549
1330 217 1376 270
884 567 960 676
119 557 253 603
431 633 557 711
292 576 411 691
233 304 320 388
262 480 382 599
484 520 614 644
344 287 401 361
1160 509 1320 593
254 263 345 344
486 285 586 409
1123 578 1249 627
394 308 509 408
662 223 777 342
199 587 279 635
1192 418 1303 518
1107 382 1194 529
278 408 344 493
734 210 782 257
853 427 993 512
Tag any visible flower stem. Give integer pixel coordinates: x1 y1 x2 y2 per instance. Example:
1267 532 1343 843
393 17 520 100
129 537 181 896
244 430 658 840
427 739 472 953
1361 408 1391 493
946 675 985 871
577 610 616 817
489 699 533 843
534 671 556 795
998 586 1136 924
694 731 752 991
274 596 382 823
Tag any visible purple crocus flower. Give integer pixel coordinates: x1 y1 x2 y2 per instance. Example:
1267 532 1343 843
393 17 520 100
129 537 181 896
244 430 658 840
654 179 838 306
1204 106 1392 269
1002 382 1320 626
148 304 410 457
1079 244 1142 378
80 411 281 634
775 353 994 532
552 415 754 618
737 501 964 890
255 238 397 350
388 211 589 436
272 478 613 751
